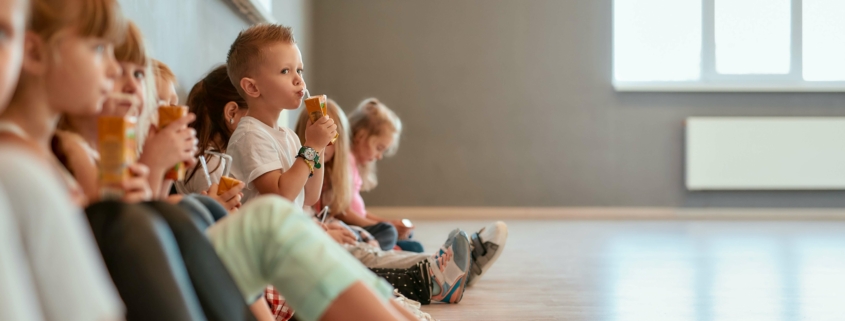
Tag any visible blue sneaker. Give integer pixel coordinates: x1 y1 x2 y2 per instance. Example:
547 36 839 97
429 229 471 303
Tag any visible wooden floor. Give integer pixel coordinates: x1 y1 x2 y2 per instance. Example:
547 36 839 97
412 220 845 321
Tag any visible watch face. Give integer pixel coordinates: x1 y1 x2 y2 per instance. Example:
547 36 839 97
304 148 316 160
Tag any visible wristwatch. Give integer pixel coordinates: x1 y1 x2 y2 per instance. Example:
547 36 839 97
297 146 321 167
296 146 322 178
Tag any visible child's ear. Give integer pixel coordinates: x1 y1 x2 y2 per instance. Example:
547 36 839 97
224 101 239 121
353 130 368 145
21 32 48 76
240 77 260 98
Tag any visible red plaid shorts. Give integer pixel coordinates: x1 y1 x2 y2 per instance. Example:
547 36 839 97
264 286 294 321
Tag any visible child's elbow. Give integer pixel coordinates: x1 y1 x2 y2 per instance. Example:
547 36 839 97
304 193 319 207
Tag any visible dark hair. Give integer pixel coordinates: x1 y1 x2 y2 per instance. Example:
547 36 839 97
184 65 247 183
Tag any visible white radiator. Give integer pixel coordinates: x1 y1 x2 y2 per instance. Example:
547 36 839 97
685 117 845 190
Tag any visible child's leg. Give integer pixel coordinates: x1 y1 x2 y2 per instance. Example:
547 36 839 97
370 261 432 305
189 194 230 222
144 201 258 321
85 200 206 321
396 239 425 253
207 195 396 321
346 242 430 269
362 222 398 251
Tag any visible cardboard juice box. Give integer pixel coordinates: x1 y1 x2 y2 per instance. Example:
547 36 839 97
158 106 189 180
304 95 338 144
98 116 137 196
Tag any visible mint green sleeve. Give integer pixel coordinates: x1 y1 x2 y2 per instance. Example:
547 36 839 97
207 195 394 321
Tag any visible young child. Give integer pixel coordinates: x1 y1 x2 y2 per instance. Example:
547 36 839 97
0 0 51 319
312 98 418 252
347 98 509 287
147 61 246 215
295 99 478 304
50 22 193 205
177 65 246 211
0 0 127 319
153 59 179 106
225 24 336 208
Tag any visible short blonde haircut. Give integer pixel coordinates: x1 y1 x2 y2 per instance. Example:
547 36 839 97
348 98 402 191
226 23 295 96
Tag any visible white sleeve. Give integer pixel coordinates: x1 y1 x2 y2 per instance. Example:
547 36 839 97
0 187 45 321
0 150 124 321
228 129 285 185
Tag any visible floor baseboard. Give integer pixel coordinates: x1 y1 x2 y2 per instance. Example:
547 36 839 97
367 207 845 220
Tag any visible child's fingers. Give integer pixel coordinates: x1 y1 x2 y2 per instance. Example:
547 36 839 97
218 182 243 201
225 194 241 210
344 234 357 244
315 115 330 125
128 163 150 178
207 183 219 196
162 113 196 132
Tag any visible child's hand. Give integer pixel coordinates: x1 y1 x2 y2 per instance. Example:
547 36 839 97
390 219 414 240
325 223 357 245
205 181 245 212
304 116 337 150
121 163 153 203
139 113 199 174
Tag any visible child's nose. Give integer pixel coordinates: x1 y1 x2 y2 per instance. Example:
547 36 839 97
123 76 138 94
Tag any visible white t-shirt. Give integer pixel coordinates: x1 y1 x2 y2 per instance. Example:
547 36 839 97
227 116 305 207
175 150 224 195
0 146 124 321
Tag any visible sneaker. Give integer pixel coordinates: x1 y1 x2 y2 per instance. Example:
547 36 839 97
429 229 471 303
393 289 438 321
467 221 508 287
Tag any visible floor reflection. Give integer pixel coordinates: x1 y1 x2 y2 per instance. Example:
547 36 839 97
606 230 845 321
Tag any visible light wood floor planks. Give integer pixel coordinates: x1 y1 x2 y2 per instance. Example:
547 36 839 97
412 219 845 321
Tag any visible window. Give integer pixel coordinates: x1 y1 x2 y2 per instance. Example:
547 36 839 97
613 0 845 92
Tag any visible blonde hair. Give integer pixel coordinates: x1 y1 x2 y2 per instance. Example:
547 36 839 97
226 23 295 97
114 21 155 152
15 0 126 99
29 0 126 45
296 99 352 216
348 98 402 191
153 59 176 85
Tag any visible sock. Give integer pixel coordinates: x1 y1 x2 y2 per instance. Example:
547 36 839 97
426 257 442 295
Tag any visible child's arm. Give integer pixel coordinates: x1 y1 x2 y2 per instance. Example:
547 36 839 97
337 208 381 227
138 114 198 199
57 131 100 201
252 157 316 201
303 158 324 206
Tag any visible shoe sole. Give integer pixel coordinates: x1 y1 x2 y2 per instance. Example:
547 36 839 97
468 221 508 287
437 231 471 303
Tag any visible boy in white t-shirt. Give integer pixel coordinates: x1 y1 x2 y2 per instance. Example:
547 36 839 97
226 24 337 207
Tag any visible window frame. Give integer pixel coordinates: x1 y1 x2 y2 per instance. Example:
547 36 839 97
612 0 845 92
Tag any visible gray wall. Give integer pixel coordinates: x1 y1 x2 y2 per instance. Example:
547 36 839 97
119 0 311 105
312 0 845 208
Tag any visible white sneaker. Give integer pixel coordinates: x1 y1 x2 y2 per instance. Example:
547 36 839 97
393 289 438 321
467 221 508 286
